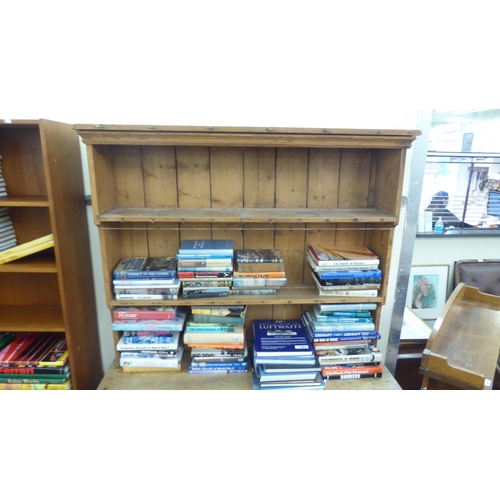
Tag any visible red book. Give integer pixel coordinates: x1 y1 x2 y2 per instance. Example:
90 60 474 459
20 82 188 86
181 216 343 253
113 306 177 321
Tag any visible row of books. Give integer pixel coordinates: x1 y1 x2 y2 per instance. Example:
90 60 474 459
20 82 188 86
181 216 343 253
0 147 6 197
0 207 17 252
0 332 72 390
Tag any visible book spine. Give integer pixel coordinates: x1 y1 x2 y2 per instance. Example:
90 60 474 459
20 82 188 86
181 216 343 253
183 332 244 344
112 279 176 286
316 270 382 279
115 294 178 300
185 324 241 332
313 334 381 342
188 368 247 374
228 289 277 295
177 259 233 267
114 324 183 332
113 270 176 279
317 303 377 311
121 336 175 344
317 290 378 297
178 271 232 278
325 372 383 380
189 361 248 369
120 349 179 356
318 352 384 365
177 266 233 272
0 376 69 384
181 291 229 298
113 311 176 321
312 316 373 323
176 253 234 259
181 280 233 288
190 307 245 316
232 278 286 287
119 357 181 368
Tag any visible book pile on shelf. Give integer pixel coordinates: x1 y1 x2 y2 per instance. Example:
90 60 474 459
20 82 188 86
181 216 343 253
231 249 286 296
0 332 71 390
302 303 384 380
252 319 324 390
0 147 7 197
184 306 248 374
177 240 234 299
0 207 17 253
307 244 381 298
114 306 188 371
112 257 179 300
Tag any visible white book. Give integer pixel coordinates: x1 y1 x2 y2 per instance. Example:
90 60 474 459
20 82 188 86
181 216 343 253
119 346 183 368
115 294 178 300
317 289 378 297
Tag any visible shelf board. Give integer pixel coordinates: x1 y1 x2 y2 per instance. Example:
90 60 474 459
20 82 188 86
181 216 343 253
0 251 57 273
97 207 397 225
98 358 400 390
0 305 65 331
0 195 49 207
109 284 384 307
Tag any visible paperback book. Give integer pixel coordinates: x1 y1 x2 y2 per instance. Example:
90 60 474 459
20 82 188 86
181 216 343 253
308 244 380 267
113 257 177 279
235 248 283 263
178 239 234 255
113 306 177 321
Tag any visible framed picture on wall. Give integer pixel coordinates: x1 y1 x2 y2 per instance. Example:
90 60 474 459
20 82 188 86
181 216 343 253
405 265 449 320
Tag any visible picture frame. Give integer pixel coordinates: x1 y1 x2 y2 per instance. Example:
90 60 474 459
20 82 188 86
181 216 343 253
405 265 449 320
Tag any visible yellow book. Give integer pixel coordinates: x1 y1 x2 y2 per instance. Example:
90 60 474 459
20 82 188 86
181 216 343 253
0 234 54 265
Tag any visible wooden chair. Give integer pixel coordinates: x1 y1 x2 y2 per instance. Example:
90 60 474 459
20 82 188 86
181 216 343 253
420 283 500 390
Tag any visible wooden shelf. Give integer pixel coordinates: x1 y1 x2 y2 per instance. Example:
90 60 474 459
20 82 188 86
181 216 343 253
0 250 57 273
0 305 64 331
108 284 384 307
0 195 49 207
97 207 397 225
98 357 401 390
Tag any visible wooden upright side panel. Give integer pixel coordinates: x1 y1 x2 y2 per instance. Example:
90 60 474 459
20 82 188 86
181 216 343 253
39 119 103 390
87 145 116 223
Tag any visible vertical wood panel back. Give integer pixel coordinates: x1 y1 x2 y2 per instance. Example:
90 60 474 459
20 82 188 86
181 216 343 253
112 146 145 207
243 147 276 208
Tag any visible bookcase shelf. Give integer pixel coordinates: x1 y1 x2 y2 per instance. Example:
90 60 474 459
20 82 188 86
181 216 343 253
0 120 103 389
96 207 398 225
0 305 64 331
108 284 384 308
76 124 419 390
0 195 50 207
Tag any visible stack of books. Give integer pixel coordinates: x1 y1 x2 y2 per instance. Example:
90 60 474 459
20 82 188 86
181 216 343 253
184 306 248 374
112 257 180 300
231 249 286 296
0 207 17 252
0 332 72 390
0 147 6 197
177 240 234 299
302 303 384 380
252 319 324 390
307 244 381 298
114 307 188 371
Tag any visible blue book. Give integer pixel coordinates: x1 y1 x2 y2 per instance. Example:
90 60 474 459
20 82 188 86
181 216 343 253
317 269 382 280
253 320 313 357
190 360 248 370
178 240 234 255
176 253 234 259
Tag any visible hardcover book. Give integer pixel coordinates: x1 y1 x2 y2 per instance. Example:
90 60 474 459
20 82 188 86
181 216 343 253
115 294 179 300
308 245 380 266
183 331 245 345
190 306 246 317
113 257 177 279
317 303 378 312
235 248 283 263
112 308 187 331
253 319 313 357
0 234 54 265
113 306 177 321
0 332 68 367
178 239 234 255
116 330 181 351
236 261 285 272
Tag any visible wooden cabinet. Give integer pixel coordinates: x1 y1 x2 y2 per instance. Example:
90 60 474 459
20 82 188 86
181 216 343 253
75 124 419 389
0 120 103 389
